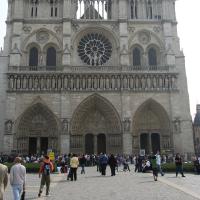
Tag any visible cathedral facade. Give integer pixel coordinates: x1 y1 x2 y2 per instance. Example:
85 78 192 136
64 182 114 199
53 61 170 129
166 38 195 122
0 0 194 157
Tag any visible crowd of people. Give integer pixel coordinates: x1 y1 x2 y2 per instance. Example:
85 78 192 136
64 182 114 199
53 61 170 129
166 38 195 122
0 151 196 200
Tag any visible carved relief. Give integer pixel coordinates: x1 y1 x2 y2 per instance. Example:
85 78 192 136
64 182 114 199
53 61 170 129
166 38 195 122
128 27 136 34
138 31 151 45
23 26 32 34
36 31 50 44
153 26 161 33
54 26 62 34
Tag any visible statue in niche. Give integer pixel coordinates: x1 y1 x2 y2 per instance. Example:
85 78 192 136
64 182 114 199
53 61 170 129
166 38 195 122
123 76 128 89
173 118 181 133
94 76 97 89
105 76 109 89
39 55 43 65
172 76 177 89
147 75 151 89
141 76 145 89
111 76 115 89
62 119 69 134
88 76 92 89
123 118 131 132
165 76 169 89
82 76 86 89
5 120 13 133
9 76 14 89
153 76 157 89
100 76 104 89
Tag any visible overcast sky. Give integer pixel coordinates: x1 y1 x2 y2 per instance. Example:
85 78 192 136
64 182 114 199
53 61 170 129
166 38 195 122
0 0 199 118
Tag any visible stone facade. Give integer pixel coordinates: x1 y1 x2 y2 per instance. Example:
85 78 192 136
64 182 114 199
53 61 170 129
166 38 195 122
193 105 200 155
0 0 194 157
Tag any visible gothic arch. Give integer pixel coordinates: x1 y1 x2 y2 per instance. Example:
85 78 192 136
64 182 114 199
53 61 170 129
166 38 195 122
22 28 62 52
129 44 144 66
15 100 60 154
146 44 160 65
71 94 122 135
128 29 165 51
132 99 171 153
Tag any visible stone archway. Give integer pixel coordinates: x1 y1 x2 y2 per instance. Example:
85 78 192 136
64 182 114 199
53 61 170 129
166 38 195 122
70 94 122 154
133 99 170 155
16 103 59 155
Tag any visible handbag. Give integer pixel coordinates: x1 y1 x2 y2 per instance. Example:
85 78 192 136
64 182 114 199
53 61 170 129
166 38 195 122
20 191 25 200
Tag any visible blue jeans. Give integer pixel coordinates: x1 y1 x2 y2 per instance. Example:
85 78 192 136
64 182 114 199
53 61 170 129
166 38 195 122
12 184 23 200
157 164 164 176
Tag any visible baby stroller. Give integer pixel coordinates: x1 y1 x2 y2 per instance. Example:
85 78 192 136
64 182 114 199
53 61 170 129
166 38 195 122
123 160 130 172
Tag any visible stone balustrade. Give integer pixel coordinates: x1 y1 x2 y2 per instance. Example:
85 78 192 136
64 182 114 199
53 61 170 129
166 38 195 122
8 65 174 73
7 72 178 92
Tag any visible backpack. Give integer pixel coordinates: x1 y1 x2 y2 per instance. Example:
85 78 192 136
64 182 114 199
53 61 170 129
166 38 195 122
43 163 50 175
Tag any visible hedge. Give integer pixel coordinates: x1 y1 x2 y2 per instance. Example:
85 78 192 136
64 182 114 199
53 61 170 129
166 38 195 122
3 162 196 173
4 163 57 173
162 163 195 172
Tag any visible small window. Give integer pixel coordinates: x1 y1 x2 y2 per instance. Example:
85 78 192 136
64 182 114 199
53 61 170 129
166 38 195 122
130 1 138 19
46 47 56 70
29 47 38 66
148 48 157 66
133 47 141 66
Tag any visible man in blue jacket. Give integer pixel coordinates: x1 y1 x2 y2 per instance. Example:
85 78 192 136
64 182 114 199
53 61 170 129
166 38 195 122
99 153 108 176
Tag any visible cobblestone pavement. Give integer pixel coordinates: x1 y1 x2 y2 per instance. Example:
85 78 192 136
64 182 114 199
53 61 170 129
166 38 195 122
4 166 200 200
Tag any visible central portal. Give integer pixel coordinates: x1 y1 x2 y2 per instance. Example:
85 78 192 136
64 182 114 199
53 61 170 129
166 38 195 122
85 134 94 154
97 134 106 154
70 94 122 154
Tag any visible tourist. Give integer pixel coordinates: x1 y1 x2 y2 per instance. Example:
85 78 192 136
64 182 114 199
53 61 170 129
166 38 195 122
38 155 54 197
123 158 131 172
70 154 79 181
99 153 108 176
10 157 26 200
79 154 86 174
156 151 164 176
175 153 185 177
0 163 8 200
108 154 117 176
151 155 158 181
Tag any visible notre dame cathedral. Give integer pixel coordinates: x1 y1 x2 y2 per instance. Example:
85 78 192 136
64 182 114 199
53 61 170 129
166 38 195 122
0 0 194 157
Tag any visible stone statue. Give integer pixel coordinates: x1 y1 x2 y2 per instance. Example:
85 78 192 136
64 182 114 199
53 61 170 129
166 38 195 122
123 118 131 132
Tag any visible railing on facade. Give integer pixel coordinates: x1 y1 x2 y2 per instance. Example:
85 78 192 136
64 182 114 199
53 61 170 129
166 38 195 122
7 71 178 93
74 0 163 21
8 65 174 73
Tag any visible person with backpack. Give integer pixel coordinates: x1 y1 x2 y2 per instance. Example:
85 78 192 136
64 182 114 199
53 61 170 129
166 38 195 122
38 156 54 197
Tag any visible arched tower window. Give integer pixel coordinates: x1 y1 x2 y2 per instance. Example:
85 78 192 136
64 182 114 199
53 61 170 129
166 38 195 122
148 47 157 66
130 0 138 19
49 0 58 17
46 47 56 70
31 0 39 17
133 47 141 66
29 47 38 66
147 0 153 19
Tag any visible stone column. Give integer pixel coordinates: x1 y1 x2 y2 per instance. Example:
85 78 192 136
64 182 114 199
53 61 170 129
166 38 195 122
122 118 132 154
94 135 97 154
37 137 40 154
62 0 72 67
60 118 70 154
149 133 152 154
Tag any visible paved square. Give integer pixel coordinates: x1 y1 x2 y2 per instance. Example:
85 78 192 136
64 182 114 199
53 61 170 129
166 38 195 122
4 166 200 200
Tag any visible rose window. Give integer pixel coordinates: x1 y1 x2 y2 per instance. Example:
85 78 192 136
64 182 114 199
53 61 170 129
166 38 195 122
78 33 112 66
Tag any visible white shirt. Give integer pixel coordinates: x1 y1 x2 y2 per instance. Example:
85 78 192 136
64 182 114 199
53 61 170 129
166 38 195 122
156 154 161 165
10 163 26 186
